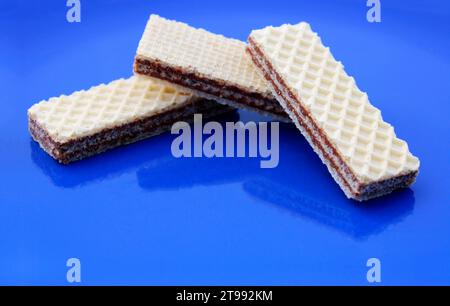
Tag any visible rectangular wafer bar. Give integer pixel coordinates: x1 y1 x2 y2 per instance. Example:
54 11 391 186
134 15 289 121
248 22 420 201
28 76 231 164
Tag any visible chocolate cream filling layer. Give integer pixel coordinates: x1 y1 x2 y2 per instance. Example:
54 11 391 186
247 38 417 201
29 99 231 164
134 56 289 120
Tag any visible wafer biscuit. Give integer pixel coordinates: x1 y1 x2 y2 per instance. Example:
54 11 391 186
134 15 289 121
28 76 231 164
248 22 420 201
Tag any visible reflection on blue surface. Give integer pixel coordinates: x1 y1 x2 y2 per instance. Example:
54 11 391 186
30 136 170 188
1 0 450 285
137 123 415 241
243 178 414 240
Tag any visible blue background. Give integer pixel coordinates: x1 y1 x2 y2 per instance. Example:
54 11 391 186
0 0 449 285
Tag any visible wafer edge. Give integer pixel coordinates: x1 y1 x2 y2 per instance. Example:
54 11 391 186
134 56 290 121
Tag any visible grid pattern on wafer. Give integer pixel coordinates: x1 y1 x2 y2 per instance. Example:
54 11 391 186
28 76 196 143
136 15 272 97
250 23 419 183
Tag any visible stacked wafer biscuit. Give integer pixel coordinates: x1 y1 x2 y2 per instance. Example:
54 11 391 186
247 22 419 200
28 14 419 201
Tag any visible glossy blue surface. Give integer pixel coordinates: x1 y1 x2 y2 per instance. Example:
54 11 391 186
1 0 449 285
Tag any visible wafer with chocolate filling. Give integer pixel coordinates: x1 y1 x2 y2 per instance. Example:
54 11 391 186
134 15 289 121
28 76 231 164
248 22 420 201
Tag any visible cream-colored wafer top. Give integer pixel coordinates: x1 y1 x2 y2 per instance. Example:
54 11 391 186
28 76 197 143
136 15 272 98
250 22 419 183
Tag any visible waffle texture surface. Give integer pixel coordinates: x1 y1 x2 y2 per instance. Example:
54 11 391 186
136 15 273 98
28 76 196 143
249 22 419 184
